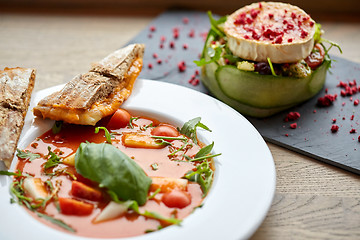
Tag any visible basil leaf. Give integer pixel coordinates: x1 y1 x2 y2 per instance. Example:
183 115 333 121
180 117 211 144
75 142 152 206
16 149 40 162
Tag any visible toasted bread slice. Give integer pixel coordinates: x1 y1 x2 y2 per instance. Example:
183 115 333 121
0 67 36 168
33 44 144 125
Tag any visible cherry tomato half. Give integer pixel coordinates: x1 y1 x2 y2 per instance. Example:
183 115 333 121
161 189 191 209
59 197 94 216
151 124 179 139
305 43 325 70
107 109 131 129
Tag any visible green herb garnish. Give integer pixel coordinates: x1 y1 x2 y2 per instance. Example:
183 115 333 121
179 117 211 144
129 117 139 129
184 160 214 197
44 147 62 170
16 149 40 162
94 126 113 144
267 57 277 76
36 212 76 232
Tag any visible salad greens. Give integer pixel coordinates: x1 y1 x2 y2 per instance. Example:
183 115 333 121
75 142 152 206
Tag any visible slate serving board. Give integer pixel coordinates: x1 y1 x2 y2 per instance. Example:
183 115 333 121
127 10 360 175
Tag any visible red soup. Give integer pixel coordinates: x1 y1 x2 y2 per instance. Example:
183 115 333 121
13 109 216 238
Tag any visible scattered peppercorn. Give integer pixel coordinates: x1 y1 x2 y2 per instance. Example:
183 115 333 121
331 125 339 133
178 61 186 72
284 112 300 122
350 129 357 134
317 94 337 107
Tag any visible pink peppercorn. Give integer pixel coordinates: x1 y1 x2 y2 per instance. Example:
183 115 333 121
182 17 189 24
178 61 186 72
157 59 162 64
350 129 357 134
169 41 175 48
358 136 360 142
149 26 156 32
148 63 153 69
188 29 195 38
354 99 359 106
284 112 300 122
331 125 339 133
183 43 188 49
290 123 297 129
152 53 158 59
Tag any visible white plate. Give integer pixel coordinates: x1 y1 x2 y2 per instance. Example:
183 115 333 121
0 79 276 240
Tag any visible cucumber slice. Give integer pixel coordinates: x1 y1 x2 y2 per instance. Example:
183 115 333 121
215 61 330 108
200 33 331 117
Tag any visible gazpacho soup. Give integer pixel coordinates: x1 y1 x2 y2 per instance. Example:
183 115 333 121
5 109 219 238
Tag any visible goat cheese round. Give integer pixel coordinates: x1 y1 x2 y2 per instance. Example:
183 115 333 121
224 2 316 63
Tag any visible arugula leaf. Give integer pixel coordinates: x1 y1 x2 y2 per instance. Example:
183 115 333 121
195 142 214 158
128 200 181 225
52 121 63 134
44 147 62 170
95 126 113 144
0 170 26 177
36 212 76 232
189 153 222 162
75 142 152 205
16 149 40 162
184 161 213 197
207 11 227 38
180 117 211 144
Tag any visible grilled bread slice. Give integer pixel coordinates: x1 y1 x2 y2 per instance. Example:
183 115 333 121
33 44 145 125
0 67 36 168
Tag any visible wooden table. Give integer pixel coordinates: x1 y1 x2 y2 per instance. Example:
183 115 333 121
0 10 359 240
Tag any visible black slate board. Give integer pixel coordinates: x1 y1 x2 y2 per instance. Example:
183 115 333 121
127 10 360 175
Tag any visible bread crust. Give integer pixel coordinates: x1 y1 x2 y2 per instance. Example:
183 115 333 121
0 67 36 168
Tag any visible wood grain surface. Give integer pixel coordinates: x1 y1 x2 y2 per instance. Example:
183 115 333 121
0 10 359 240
